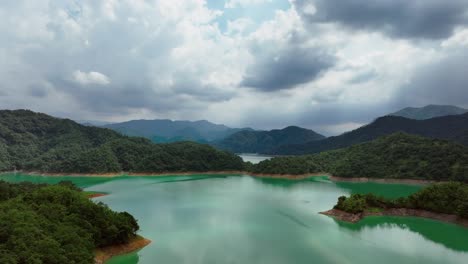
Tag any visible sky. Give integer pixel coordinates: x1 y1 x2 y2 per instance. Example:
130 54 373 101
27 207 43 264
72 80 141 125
1 0 468 135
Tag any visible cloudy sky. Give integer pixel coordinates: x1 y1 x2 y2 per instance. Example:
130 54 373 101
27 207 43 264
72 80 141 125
1 0 468 135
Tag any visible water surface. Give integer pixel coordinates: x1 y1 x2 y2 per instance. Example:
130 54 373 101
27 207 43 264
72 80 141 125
238 154 272 164
1 173 467 264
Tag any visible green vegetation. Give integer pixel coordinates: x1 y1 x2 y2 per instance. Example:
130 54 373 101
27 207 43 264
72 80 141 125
215 126 325 154
0 180 139 263
0 110 244 173
334 182 468 218
249 133 468 182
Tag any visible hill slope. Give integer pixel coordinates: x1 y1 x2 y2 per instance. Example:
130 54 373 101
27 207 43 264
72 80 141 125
250 133 468 182
214 126 325 153
390 105 467 120
104 119 251 143
272 113 468 155
0 110 244 173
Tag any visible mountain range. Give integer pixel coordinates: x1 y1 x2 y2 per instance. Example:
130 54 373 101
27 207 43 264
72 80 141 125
85 104 468 156
103 119 252 143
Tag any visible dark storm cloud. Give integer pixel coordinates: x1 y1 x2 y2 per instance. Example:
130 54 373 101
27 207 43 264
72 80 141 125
295 0 468 39
241 46 335 91
396 50 468 107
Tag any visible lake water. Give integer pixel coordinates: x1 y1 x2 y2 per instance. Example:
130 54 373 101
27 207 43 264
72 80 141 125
1 173 468 264
238 154 272 164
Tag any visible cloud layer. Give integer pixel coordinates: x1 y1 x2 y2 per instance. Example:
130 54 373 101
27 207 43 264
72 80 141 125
0 0 467 135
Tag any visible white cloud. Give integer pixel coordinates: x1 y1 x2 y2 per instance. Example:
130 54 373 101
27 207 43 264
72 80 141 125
73 70 111 86
225 0 272 9
0 0 466 134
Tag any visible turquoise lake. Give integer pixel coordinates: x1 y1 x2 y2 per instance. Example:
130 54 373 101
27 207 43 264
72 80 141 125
1 174 467 264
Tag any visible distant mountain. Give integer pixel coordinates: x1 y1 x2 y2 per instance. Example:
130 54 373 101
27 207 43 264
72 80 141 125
104 119 252 143
390 105 468 120
271 113 468 155
214 126 326 154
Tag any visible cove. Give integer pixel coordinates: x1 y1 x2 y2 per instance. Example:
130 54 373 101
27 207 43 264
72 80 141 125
1 173 468 264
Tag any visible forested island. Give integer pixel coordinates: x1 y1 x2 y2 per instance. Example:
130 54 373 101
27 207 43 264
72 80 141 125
0 180 147 263
322 182 468 227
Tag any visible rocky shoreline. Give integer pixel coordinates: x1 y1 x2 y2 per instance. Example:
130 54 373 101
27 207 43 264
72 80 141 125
320 208 468 228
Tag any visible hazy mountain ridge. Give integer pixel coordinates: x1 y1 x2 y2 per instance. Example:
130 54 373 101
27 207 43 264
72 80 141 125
214 126 326 153
104 119 252 143
390 105 468 120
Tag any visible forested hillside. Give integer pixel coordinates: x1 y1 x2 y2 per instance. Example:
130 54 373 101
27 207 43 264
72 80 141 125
250 133 468 182
271 113 468 155
0 181 139 263
0 110 244 173
215 126 325 153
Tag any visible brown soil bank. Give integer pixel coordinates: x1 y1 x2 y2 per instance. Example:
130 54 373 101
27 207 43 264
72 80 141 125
95 236 151 264
87 193 108 199
320 208 468 228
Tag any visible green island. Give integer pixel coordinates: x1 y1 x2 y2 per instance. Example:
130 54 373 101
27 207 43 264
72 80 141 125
0 180 147 264
322 182 468 226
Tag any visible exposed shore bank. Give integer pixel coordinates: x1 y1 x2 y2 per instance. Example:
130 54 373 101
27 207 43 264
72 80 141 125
1 171 442 184
95 236 151 264
320 208 468 228
87 192 108 199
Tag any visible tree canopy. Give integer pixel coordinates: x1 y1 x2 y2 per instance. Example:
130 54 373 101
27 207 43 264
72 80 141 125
0 110 244 173
0 181 139 264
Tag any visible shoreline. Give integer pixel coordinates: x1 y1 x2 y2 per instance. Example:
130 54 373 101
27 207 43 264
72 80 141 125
95 235 151 264
329 176 438 185
87 193 108 199
0 170 330 180
320 208 468 228
0 171 443 184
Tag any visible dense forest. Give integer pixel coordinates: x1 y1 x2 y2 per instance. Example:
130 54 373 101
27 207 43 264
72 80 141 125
271 113 468 155
214 126 325 154
0 181 139 263
0 110 244 173
334 182 468 218
249 133 468 182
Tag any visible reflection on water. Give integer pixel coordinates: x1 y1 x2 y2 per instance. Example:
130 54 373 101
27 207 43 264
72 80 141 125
1 173 467 264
